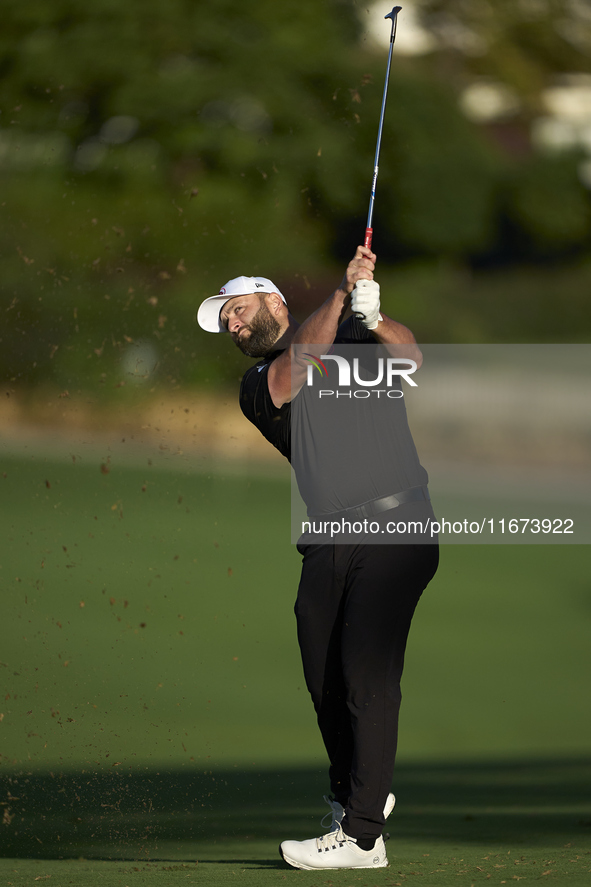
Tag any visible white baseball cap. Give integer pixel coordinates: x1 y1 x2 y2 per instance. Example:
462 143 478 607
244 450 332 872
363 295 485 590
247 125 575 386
197 275 286 333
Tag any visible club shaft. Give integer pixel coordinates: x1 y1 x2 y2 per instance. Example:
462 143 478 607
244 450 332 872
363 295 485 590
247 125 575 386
365 7 400 249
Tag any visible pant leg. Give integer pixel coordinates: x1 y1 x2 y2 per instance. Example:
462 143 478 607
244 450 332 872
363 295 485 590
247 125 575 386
294 543 353 806
340 542 439 843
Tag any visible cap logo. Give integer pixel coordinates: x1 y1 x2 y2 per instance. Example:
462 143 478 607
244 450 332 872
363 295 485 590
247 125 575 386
255 282 264 288
219 287 226 295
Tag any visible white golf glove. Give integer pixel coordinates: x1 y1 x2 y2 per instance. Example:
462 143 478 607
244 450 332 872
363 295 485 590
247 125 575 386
351 279 382 330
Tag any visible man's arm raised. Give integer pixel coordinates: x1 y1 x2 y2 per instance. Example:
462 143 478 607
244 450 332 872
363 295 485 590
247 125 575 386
350 277 423 368
267 246 375 408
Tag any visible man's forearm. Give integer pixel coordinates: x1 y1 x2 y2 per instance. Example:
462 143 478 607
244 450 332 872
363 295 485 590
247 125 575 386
266 288 350 408
370 314 423 367
291 288 349 348
267 245 376 406
293 244 376 347
370 314 417 345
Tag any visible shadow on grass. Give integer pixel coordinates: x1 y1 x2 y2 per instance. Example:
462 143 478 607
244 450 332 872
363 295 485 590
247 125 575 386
1 757 590 860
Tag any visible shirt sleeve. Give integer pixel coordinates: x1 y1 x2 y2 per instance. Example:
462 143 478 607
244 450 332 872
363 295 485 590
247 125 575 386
239 359 291 461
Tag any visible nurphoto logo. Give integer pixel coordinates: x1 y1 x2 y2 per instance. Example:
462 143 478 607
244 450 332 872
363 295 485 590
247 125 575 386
303 353 418 399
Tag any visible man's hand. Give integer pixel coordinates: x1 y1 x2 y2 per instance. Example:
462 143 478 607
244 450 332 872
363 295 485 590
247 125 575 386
339 245 376 295
351 279 382 330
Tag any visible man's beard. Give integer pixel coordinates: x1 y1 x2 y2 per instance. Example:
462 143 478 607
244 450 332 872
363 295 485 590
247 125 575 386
235 300 282 358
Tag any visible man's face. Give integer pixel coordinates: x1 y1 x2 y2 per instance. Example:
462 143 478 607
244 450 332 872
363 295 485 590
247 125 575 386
220 293 282 358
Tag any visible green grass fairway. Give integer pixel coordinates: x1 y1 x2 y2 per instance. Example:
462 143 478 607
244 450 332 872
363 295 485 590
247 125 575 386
1 760 591 885
1 449 590 884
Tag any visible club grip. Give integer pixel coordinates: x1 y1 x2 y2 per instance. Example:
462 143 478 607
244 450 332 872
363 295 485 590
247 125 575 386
364 227 373 249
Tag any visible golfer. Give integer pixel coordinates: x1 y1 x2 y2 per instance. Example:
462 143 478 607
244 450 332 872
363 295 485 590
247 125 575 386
197 245 439 870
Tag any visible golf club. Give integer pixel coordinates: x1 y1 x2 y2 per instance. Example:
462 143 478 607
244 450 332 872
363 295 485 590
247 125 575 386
364 5 401 250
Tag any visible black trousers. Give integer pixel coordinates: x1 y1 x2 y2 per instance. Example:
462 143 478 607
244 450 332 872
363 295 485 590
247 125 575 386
294 540 439 843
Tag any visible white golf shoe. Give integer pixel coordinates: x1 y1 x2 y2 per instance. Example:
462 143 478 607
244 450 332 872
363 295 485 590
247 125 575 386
280 824 388 870
322 791 396 832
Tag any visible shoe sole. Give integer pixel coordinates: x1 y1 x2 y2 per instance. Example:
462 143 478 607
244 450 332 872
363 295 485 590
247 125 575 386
279 844 388 871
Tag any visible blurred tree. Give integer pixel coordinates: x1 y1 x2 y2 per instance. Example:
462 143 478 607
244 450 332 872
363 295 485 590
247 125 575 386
411 0 591 261
0 0 589 393
0 0 365 388
0 0 504 389
413 0 591 100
